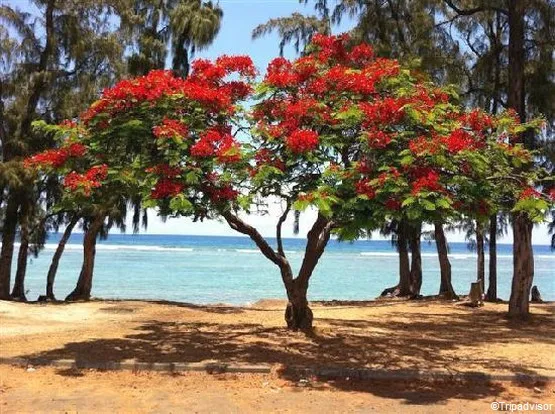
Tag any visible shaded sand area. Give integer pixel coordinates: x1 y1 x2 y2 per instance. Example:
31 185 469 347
1 299 554 412
0 299 554 376
1 365 554 414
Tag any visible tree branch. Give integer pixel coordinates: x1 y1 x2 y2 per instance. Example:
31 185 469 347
297 214 334 283
222 211 290 278
443 0 508 16
276 202 291 258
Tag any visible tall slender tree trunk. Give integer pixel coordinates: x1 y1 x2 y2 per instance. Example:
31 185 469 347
507 0 535 318
0 195 19 299
408 223 422 297
398 221 412 296
509 213 534 318
65 215 104 301
435 222 457 299
10 201 30 301
486 215 498 301
476 222 485 293
380 220 412 297
46 215 79 300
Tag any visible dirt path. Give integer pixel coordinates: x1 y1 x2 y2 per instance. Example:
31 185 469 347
1 365 554 414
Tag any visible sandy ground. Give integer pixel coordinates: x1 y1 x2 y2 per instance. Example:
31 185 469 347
1 365 554 414
0 298 554 412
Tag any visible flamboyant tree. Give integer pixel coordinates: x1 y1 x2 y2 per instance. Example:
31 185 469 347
25 34 553 326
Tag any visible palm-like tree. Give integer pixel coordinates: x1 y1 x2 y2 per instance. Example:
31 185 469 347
252 0 330 56
127 0 223 77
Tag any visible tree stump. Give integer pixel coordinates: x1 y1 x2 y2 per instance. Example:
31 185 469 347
531 286 543 303
468 281 484 307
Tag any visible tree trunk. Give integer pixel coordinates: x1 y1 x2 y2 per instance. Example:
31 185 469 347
65 215 104 301
476 222 485 293
435 222 458 300
507 0 534 320
486 215 498 301
283 214 332 330
380 220 412 297
46 215 79 300
508 213 534 318
10 201 30 301
0 195 19 299
284 277 313 331
408 223 422 297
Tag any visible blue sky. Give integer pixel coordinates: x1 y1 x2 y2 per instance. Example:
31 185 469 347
2 0 553 244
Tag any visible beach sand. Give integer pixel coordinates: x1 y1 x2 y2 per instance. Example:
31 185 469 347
0 298 554 412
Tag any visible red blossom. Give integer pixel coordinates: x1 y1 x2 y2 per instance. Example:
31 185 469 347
461 109 494 132
265 57 299 88
145 164 182 177
366 129 392 149
519 187 541 200
216 136 242 163
286 129 319 154
25 143 87 168
409 136 437 156
151 178 185 199
444 129 481 154
355 179 376 199
63 164 108 196
359 98 406 127
410 169 443 195
384 199 401 210
152 118 189 139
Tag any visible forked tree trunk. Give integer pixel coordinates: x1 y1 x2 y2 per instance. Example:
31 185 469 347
408 223 422 297
65 215 104 301
486 215 498 301
476 223 485 293
435 222 458 300
222 211 332 331
46 215 79 300
508 213 534 318
11 202 30 301
0 196 19 299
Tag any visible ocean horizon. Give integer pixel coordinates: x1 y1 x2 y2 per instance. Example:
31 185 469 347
10 233 555 303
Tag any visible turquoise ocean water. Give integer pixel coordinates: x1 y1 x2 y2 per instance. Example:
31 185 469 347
12 234 555 303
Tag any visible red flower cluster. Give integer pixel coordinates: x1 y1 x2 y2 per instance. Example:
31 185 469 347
145 164 182 178
359 98 406 127
444 129 482 154
366 129 393 149
25 143 87 168
189 128 242 163
152 118 189 139
409 136 438 156
216 135 242 163
286 129 319 154
355 179 376 199
215 55 257 77
265 57 299 88
461 109 493 132
411 169 443 195
207 185 239 203
82 56 255 123
63 164 108 196
384 199 401 211
151 179 185 199
519 187 542 200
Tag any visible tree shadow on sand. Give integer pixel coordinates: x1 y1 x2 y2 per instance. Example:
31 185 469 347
18 301 554 402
